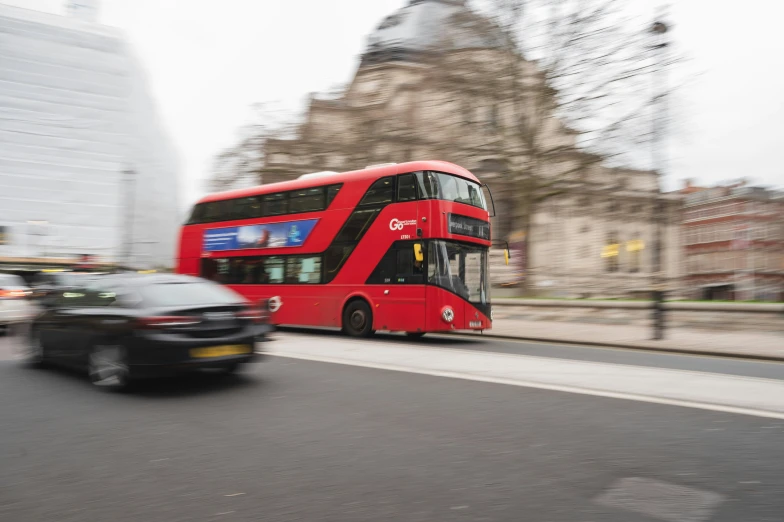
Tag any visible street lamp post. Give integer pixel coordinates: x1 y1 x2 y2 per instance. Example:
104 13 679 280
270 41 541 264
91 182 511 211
650 19 668 340
121 167 136 268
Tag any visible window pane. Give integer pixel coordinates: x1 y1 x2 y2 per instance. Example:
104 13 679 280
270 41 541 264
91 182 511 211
326 184 342 207
397 173 418 202
324 245 355 283
262 193 287 216
286 256 322 284
233 197 263 220
289 187 325 213
204 201 226 222
263 257 285 283
335 209 380 243
415 171 440 199
138 282 244 307
359 177 395 206
187 203 207 224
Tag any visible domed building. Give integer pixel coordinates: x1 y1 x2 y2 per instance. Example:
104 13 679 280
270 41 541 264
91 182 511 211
259 0 683 297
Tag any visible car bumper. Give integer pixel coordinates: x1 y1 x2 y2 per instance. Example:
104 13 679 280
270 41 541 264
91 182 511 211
126 326 272 376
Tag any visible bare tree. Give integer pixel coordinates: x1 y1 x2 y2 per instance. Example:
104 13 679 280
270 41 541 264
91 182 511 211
206 102 300 191
413 0 672 292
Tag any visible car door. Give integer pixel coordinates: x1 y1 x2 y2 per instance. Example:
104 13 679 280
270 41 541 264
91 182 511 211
48 287 89 364
36 289 78 360
60 286 117 365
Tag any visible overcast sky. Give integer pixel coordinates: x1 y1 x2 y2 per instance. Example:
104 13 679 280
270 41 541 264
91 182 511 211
5 0 784 209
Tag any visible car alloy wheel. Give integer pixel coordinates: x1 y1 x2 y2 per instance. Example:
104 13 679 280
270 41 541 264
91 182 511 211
88 344 130 389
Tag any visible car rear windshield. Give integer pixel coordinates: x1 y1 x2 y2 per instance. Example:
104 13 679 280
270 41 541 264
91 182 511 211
138 282 245 308
0 274 27 288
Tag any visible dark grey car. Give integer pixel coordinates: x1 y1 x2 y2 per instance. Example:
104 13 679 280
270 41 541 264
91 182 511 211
23 273 272 389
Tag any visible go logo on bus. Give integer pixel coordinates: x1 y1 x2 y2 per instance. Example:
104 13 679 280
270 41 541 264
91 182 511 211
389 218 416 231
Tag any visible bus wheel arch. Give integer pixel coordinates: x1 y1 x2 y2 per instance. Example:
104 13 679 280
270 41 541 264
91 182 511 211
341 296 375 337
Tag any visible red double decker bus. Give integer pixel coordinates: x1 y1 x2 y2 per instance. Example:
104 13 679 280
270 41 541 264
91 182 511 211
176 161 507 337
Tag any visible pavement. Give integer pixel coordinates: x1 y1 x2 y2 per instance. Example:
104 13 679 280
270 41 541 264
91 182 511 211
467 316 784 361
2 330 784 521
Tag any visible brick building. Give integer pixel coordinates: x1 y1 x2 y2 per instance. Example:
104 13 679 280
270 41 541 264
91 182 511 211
681 181 784 301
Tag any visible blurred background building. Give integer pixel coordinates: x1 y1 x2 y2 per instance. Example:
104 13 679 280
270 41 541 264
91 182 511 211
0 1 179 269
679 180 784 301
253 0 683 298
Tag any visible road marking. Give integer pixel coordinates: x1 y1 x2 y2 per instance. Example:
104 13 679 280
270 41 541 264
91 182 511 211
595 477 724 522
269 351 784 420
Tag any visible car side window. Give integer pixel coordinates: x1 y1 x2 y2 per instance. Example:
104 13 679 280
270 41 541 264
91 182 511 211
82 286 117 307
55 288 88 308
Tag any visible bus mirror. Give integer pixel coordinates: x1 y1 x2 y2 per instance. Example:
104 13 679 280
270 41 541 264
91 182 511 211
414 243 424 263
504 249 510 266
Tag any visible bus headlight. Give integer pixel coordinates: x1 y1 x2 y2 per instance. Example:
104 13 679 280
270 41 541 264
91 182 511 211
441 307 454 324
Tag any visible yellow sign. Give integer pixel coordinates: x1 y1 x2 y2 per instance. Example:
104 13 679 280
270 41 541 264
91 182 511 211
601 243 620 258
626 239 645 252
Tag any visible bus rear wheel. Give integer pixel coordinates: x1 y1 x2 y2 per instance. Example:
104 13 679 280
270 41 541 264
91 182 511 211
343 300 373 338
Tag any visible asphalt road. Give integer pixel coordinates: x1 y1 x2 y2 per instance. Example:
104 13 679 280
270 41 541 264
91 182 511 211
1 331 783 522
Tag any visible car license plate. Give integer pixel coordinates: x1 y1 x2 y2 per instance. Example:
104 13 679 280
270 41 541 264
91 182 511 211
190 345 252 358
469 321 482 328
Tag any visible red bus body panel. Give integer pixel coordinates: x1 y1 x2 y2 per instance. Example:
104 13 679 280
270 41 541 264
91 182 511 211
176 161 492 333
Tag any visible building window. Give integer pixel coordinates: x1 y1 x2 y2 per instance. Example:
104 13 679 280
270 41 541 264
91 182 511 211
603 233 620 273
627 235 643 273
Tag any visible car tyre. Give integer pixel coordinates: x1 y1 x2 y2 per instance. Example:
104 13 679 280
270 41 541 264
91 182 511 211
88 343 131 391
343 300 374 338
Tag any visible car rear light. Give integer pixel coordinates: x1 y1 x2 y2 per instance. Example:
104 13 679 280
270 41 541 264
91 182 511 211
137 316 201 329
0 289 26 299
238 309 268 324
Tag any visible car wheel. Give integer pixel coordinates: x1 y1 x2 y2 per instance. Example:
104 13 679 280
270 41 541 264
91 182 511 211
88 343 130 390
343 300 374 338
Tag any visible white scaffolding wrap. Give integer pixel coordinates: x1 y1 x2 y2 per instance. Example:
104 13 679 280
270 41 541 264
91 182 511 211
0 4 180 267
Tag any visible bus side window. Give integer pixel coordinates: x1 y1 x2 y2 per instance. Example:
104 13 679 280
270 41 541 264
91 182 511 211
262 193 287 216
359 177 395 206
397 173 418 202
326 184 342 207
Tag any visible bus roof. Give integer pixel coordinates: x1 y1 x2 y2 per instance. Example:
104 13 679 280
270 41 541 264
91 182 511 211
198 160 479 204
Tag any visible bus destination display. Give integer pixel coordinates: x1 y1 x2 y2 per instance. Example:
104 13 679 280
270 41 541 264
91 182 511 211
447 213 490 240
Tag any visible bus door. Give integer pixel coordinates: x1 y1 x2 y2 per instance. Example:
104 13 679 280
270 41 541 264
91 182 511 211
367 241 426 334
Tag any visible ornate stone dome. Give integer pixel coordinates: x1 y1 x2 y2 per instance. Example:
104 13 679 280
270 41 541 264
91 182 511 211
362 0 505 66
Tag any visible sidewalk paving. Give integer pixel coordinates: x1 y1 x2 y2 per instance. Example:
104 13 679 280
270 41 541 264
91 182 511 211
462 316 784 361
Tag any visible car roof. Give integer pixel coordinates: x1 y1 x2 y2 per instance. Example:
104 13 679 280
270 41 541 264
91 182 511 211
97 273 205 287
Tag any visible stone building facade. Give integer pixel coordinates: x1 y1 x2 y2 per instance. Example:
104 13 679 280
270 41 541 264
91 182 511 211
257 0 683 297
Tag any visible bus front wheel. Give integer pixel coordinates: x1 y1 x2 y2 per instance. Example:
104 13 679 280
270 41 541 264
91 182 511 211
343 300 373 338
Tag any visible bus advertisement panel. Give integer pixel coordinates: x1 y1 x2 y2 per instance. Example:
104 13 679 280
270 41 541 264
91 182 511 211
203 219 319 252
